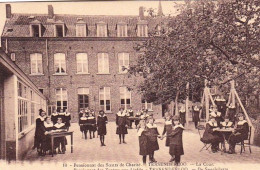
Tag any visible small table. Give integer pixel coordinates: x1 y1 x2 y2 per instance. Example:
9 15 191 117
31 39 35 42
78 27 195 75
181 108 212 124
216 128 234 153
47 131 73 157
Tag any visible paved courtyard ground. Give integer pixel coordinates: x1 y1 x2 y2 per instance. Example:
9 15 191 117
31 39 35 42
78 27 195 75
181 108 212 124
22 121 260 169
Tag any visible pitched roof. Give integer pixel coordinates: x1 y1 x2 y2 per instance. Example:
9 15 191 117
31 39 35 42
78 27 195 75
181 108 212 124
2 13 167 37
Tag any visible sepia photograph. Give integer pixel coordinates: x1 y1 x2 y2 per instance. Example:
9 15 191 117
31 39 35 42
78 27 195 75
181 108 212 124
0 0 259 170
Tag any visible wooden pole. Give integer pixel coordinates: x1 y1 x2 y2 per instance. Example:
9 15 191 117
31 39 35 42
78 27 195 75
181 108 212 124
231 80 236 107
185 82 189 126
205 88 209 121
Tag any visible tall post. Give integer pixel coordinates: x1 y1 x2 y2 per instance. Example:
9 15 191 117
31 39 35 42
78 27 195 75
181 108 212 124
230 80 236 107
185 82 189 126
205 80 210 121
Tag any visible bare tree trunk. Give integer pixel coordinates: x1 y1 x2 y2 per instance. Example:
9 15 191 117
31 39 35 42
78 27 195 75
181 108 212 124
175 89 180 115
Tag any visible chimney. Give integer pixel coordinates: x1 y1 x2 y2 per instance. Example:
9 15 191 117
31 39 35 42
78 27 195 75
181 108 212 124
6 4 11 18
48 5 54 18
139 6 144 20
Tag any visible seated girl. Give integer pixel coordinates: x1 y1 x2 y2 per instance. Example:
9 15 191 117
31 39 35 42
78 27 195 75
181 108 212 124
227 113 249 154
53 117 67 154
43 116 54 154
220 115 234 142
202 115 223 153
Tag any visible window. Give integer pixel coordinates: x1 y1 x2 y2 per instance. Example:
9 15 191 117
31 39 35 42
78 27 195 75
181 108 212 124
55 25 64 37
30 24 40 37
39 88 44 94
76 24 87 37
137 24 148 37
97 53 109 74
76 53 88 73
97 23 107 37
78 88 89 111
142 99 153 111
18 99 29 133
54 53 66 74
56 88 67 112
120 87 131 109
118 53 129 73
117 24 127 37
30 53 43 74
99 87 111 112
18 82 22 97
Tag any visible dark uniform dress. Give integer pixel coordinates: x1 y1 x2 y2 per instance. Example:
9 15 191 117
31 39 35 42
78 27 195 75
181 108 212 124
193 106 200 128
53 123 67 152
202 121 223 151
215 98 227 117
58 112 65 122
168 124 184 156
146 123 159 154
88 116 97 132
33 116 46 152
227 107 236 123
116 112 128 135
51 113 58 125
210 111 222 127
162 120 172 147
135 112 141 127
179 110 186 127
97 115 108 135
43 122 54 152
138 128 149 156
64 112 71 129
79 117 88 135
128 109 134 128
228 120 249 147
220 121 234 140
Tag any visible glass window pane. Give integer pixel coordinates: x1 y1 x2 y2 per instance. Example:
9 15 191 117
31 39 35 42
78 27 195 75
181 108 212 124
121 99 125 104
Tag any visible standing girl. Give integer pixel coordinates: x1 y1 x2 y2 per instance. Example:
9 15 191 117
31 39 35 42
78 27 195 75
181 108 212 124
137 119 149 165
87 112 96 139
64 109 71 130
97 110 108 146
116 108 128 144
179 106 186 127
146 116 160 163
79 112 88 139
162 112 172 147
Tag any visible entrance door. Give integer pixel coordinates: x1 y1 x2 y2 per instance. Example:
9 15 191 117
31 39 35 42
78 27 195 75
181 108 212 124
78 94 89 111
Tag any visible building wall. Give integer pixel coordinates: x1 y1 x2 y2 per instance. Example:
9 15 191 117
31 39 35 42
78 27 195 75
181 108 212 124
0 71 5 159
17 129 34 160
2 39 162 122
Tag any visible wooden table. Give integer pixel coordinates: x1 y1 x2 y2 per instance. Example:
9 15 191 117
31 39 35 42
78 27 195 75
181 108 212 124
47 131 73 157
216 128 233 153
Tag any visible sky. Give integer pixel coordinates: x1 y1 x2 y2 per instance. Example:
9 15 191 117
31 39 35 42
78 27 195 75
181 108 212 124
0 0 183 45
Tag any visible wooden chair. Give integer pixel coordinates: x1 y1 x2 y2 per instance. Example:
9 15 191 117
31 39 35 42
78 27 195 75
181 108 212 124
238 126 252 154
197 125 212 152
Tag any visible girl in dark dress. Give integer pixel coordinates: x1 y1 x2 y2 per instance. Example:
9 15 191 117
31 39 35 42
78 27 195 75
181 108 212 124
166 115 184 165
202 116 223 153
116 108 128 144
79 113 88 139
33 109 47 156
192 105 200 129
128 107 134 128
220 115 234 144
137 119 149 165
87 112 96 139
51 109 58 125
135 110 141 129
179 106 186 127
53 117 67 154
228 113 249 154
64 109 71 130
146 116 160 163
162 112 172 147
58 109 65 123
97 110 108 146
43 116 54 155
227 105 236 123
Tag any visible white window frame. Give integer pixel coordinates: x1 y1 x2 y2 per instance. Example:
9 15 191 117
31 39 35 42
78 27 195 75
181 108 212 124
117 24 128 37
97 24 108 37
76 53 88 74
120 87 131 110
76 24 87 37
97 53 109 74
54 24 65 37
30 53 43 75
55 88 68 112
118 53 129 73
30 24 41 37
77 88 89 95
99 87 111 112
54 53 66 74
137 24 148 37
142 100 153 111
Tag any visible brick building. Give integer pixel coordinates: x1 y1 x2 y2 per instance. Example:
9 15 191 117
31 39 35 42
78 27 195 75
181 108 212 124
1 3 166 122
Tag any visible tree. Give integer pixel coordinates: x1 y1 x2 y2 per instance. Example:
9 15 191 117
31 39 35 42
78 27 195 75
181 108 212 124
129 0 260 111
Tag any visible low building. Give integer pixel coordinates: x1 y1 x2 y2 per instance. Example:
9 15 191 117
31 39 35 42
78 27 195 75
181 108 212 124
0 49 47 160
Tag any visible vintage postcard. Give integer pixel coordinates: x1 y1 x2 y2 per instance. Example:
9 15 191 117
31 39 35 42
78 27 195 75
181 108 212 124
0 0 260 170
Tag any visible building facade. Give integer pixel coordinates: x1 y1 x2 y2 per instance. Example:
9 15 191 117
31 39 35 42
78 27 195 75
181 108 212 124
1 4 165 122
0 49 47 160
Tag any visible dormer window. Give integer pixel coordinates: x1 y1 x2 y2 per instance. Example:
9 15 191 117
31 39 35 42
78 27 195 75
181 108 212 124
76 20 87 37
137 21 148 37
30 20 42 37
97 22 107 37
117 23 127 37
54 21 65 37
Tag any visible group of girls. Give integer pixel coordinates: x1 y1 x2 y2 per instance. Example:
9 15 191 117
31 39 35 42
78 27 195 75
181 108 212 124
33 109 71 156
79 109 108 146
137 112 184 166
202 110 249 154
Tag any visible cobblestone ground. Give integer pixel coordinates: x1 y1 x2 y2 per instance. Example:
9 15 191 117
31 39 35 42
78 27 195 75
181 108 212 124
24 121 260 168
